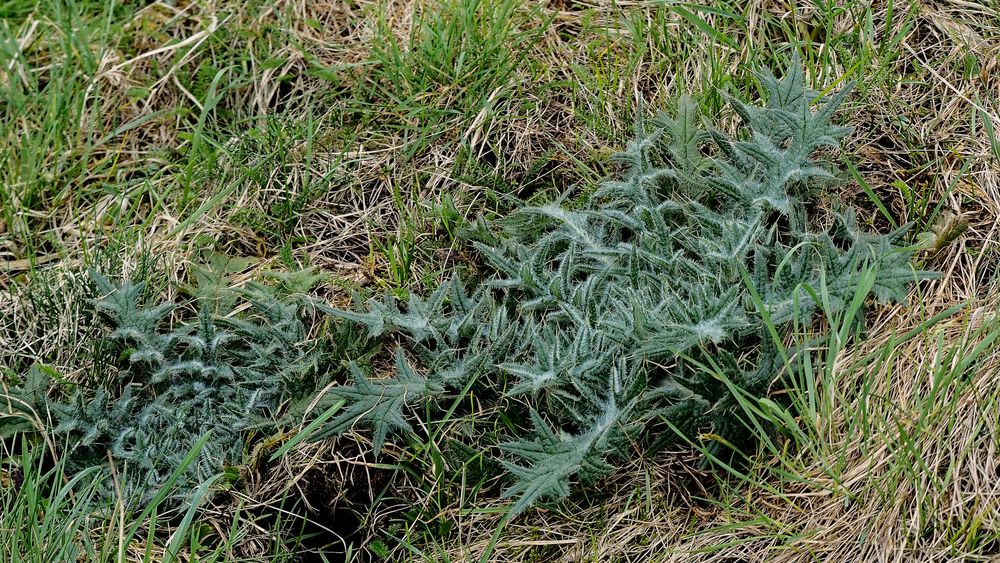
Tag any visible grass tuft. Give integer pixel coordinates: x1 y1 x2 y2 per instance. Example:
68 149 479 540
2 0 999 560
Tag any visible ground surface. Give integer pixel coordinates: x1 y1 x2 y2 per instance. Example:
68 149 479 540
2 0 999 561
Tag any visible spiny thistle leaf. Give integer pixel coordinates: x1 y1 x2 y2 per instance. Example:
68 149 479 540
319 348 444 453
500 409 615 517
321 58 933 519
21 269 328 509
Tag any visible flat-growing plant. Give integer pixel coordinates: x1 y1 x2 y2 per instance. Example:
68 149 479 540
318 61 935 516
0 60 935 526
3 269 326 509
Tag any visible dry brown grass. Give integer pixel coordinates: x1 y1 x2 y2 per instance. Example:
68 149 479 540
3 0 1000 560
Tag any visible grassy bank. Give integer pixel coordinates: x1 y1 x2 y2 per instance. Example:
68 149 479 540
2 0 999 561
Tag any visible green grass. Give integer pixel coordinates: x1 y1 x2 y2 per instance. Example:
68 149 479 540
686 281 1000 559
2 0 999 560
0 433 307 562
